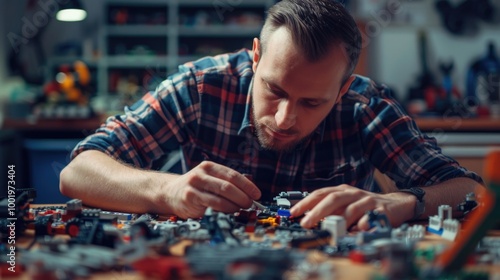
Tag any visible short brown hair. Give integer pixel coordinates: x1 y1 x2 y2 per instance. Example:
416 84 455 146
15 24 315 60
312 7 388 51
260 0 362 84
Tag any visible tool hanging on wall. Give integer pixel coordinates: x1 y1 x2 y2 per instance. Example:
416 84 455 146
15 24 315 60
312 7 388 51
466 42 500 116
424 61 463 115
435 0 495 36
407 30 441 115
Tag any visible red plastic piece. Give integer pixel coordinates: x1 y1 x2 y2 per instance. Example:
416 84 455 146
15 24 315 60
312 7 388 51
349 250 366 263
132 256 189 280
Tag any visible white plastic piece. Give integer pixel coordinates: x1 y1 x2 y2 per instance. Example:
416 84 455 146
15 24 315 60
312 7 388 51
438 205 453 220
276 198 291 209
321 215 346 245
441 219 460 241
428 216 443 232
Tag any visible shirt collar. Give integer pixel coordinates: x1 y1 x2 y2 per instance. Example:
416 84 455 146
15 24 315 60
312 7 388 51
314 118 326 142
238 78 254 135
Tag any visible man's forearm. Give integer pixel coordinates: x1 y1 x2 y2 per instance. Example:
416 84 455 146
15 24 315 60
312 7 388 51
421 177 483 219
59 150 178 214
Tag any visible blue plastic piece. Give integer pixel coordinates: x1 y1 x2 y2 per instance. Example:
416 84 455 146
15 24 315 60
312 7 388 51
427 226 444 236
277 209 291 217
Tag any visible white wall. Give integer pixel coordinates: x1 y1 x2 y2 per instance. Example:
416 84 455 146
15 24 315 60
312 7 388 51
365 0 500 101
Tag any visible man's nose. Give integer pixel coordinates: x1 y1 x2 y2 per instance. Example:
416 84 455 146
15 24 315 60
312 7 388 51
275 100 296 130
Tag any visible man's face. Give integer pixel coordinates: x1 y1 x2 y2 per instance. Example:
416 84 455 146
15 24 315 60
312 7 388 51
251 27 350 152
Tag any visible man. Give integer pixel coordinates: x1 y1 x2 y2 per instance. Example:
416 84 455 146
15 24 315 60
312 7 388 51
60 0 483 231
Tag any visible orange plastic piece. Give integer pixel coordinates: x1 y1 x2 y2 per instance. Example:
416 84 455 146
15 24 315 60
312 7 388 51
485 151 500 183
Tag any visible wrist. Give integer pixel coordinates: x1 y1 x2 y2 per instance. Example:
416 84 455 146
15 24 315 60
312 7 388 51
147 172 178 215
388 192 418 222
396 187 426 221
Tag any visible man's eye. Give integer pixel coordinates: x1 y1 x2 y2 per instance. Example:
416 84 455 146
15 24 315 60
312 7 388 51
267 89 284 98
302 100 321 107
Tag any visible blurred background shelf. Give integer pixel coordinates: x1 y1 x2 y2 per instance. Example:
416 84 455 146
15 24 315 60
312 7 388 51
415 117 500 132
2 114 106 132
177 26 262 36
95 0 274 102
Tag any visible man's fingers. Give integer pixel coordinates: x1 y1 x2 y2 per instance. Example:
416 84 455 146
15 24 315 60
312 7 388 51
196 174 254 209
291 187 336 216
299 189 363 228
209 198 242 214
198 161 261 200
344 196 377 229
186 188 242 217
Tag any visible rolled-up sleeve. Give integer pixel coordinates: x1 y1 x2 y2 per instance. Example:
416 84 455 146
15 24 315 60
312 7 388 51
357 85 484 188
71 70 200 169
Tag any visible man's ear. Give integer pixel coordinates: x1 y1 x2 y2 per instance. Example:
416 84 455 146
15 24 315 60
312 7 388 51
252 38 260 72
336 75 356 102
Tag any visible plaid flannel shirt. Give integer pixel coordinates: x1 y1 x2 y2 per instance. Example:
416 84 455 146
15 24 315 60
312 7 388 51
72 49 483 200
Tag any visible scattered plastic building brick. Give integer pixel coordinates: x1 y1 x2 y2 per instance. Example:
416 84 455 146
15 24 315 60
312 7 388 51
321 215 346 245
427 204 461 240
357 210 392 245
392 224 426 242
273 191 309 206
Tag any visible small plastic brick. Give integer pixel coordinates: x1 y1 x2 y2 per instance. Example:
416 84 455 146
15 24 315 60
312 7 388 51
81 208 101 219
100 211 134 221
357 211 392 245
414 246 439 262
349 245 379 264
277 209 291 217
392 224 425 242
66 217 82 237
275 198 291 209
257 216 280 227
132 256 189 280
275 191 309 200
441 219 460 241
378 240 415 279
290 230 331 249
273 191 309 206
66 199 83 211
234 209 258 224
244 224 255 233
61 199 83 222
321 215 346 245
322 236 358 257
427 205 453 235
34 215 54 237
458 192 478 215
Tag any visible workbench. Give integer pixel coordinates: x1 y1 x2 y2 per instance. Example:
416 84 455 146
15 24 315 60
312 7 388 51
3 203 500 280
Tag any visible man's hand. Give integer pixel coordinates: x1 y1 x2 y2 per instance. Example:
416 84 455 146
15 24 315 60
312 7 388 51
290 184 416 230
164 161 261 219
